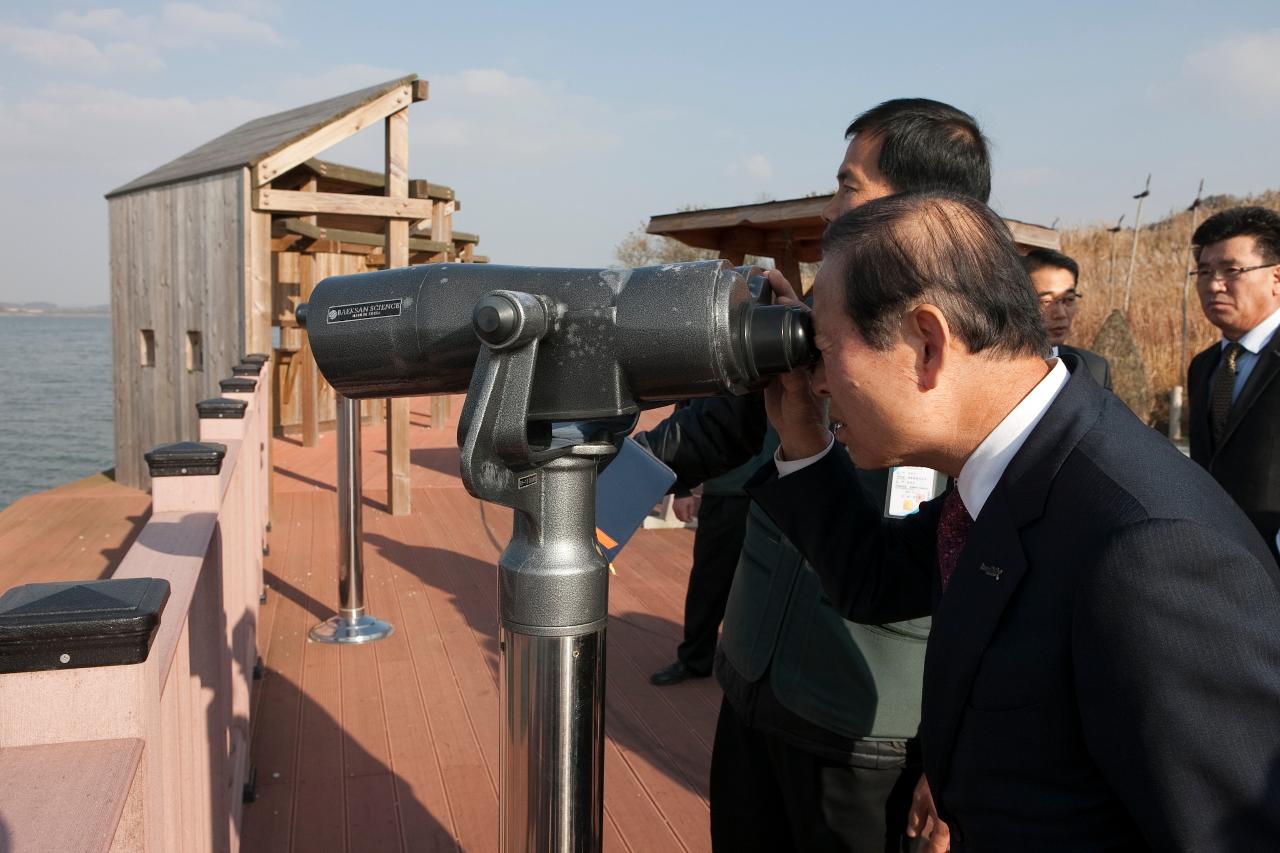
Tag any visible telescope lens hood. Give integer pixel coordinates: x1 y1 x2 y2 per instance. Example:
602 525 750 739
740 303 819 380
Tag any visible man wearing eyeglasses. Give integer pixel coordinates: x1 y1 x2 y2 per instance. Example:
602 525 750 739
1188 206 1280 560
1022 249 1112 390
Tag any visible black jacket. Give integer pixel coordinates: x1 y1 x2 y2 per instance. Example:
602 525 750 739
635 393 930 748
748 357 1280 851
1188 328 1280 557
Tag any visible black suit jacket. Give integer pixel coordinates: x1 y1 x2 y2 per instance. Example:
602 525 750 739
1188 329 1280 556
1059 343 1112 390
748 357 1280 851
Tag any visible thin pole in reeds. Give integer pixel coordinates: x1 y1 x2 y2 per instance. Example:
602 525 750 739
1172 178 1206 441
1107 214 1126 310
1123 174 1152 314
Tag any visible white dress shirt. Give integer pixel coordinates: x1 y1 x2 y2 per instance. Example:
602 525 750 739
777 358 1072 522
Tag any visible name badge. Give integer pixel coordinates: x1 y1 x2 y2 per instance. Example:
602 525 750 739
883 466 947 519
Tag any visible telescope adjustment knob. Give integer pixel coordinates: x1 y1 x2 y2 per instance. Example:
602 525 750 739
474 294 521 346
472 291 553 350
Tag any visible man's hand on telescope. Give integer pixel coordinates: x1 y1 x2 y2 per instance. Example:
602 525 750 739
761 270 830 462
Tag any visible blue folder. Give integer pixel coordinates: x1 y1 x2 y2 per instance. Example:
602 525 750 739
594 437 677 562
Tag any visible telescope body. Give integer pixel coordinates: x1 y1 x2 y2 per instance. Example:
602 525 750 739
301 260 812 421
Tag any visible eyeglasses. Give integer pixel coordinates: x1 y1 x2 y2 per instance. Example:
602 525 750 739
1191 263 1278 283
1038 292 1081 308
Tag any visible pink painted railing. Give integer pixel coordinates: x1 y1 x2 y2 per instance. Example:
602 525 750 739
0 358 271 853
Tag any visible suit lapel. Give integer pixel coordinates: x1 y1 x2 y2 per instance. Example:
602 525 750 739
1218 331 1280 453
921 363 1104 797
1187 344 1219 461
922 487 1029 792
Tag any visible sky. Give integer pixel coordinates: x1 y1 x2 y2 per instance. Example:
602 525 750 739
0 0 1277 305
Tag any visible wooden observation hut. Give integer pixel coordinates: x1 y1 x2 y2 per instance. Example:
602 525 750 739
647 195 1060 276
106 74 482 514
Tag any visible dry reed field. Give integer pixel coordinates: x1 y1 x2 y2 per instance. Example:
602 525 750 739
1061 189 1280 430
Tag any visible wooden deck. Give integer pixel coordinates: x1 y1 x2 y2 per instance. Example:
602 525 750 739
241 400 714 852
0 399 713 851
0 471 151 588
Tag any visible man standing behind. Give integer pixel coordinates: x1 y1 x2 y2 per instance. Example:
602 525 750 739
1188 206 1280 560
635 99 989 851
1022 248 1112 389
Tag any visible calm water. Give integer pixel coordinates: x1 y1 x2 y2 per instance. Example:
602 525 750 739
0 315 114 509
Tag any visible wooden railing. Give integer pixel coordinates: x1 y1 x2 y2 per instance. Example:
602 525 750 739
0 357 271 852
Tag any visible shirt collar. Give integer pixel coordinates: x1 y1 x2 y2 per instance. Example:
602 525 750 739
1223 305 1280 354
956 357 1071 521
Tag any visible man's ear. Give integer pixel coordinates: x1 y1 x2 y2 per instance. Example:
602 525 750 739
909 304 950 391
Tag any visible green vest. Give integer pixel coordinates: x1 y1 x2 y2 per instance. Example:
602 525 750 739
720 432 930 740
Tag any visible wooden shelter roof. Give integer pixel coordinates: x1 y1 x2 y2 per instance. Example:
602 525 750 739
107 75 421 197
647 195 1060 262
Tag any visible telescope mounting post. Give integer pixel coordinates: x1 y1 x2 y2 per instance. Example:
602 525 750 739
458 290 614 853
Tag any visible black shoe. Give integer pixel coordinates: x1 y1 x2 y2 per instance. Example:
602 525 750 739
649 660 709 686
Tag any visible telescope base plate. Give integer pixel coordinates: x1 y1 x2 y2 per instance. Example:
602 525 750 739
308 614 394 645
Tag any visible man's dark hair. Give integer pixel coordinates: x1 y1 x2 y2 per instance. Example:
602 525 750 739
1192 206 1280 264
847 99 991 203
821 190 1046 358
1021 248 1080 285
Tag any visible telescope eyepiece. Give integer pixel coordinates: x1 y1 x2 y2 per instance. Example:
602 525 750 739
740 303 819 381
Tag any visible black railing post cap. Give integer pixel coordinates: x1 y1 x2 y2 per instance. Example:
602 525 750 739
0 578 170 673
231 363 259 377
196 397 249 419
144 441 227 477
243 353 270 365
219 376 257 392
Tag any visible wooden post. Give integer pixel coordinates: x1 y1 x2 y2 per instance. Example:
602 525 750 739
778 233 802 293
298 177 321 447
385 108 412 515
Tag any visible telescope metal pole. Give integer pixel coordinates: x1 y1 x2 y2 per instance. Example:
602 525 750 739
309 394 393 644
498 449 610 852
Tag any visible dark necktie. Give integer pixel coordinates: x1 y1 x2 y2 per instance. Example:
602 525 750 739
937 488 973 593
1210 342 1244 446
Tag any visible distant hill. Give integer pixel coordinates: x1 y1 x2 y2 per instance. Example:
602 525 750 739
1059 188 1280 427
0 302 110 316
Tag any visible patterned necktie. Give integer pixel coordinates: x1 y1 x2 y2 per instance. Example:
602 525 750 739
937 488 973 593
1210 342 1244 446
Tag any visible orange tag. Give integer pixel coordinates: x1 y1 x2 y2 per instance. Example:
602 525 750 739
595 527 618 550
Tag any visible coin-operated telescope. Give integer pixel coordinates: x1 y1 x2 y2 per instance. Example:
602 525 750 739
298 260 813 852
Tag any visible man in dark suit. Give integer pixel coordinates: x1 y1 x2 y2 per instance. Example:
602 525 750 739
751 190 1280 850
1021 247 1112 389
1187 206 1280 561
634 99 990 852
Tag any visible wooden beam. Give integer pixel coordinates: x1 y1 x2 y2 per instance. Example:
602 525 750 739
253 188 434 219
255 84 414 185
385 107 411 515
412 79 429 102
295 159 456 202
281 218 454 255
